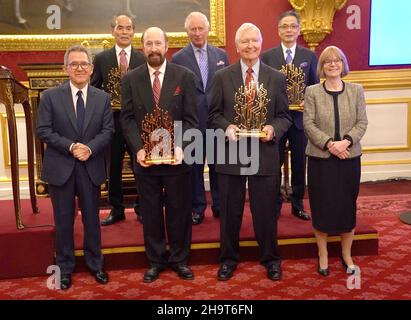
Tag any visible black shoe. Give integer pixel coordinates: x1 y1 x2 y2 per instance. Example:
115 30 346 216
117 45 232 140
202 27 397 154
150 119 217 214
90 269 109 284
267 265 282 281
291 206 311 220
192 211 205 225
101 210 125 226
217 264 236 281
317 257 330 276
340 255 356 275
60 274 72 290
143 266 164 283
212 208 220 218
171 265 194 280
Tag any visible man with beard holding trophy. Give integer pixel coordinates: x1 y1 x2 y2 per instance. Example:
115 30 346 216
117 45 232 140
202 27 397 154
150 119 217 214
120 27 198 283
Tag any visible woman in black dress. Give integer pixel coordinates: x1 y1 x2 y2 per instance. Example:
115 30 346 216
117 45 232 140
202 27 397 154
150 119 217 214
303 46 368 276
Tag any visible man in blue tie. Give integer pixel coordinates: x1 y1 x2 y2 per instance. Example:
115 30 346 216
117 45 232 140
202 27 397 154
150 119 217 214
37 45 114 290
172 12 229 225
261 10 319 221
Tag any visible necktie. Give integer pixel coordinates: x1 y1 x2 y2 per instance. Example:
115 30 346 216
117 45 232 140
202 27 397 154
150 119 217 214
153 70 161 106
197 48 208 90
245 67 255 103
245 67 254 88
76 90 85 134
119 49 128 76
285 48 293 64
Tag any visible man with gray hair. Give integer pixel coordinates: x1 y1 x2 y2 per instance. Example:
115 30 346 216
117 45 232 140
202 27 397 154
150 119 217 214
208 23 291 281
37 45 114 289
172 11 229 225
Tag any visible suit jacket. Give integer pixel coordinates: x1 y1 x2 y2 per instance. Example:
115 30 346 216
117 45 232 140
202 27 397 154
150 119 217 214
120 61 199 176
171 44 229 132
261 45 319 130
303 82 368 159
207 61 292 176
91 46 146 92
36 82 114 186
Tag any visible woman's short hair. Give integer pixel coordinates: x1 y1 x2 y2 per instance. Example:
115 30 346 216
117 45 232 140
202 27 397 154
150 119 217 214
317 45 350 78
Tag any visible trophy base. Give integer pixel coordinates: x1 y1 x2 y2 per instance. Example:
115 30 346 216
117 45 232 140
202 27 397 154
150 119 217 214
236 130 267 138
289 104 304 111
144 157 176 165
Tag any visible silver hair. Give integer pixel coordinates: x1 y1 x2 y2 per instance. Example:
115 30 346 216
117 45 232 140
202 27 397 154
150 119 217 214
184 11 210 30
235 22 262 45
63 45 92 66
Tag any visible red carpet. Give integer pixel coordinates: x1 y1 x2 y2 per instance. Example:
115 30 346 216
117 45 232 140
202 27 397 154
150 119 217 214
0 203 410 300
0 180 410 299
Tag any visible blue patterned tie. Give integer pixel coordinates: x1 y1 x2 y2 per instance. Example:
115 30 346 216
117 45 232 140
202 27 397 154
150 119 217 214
76 90 85 134
197 48 208 90
285 48 293 64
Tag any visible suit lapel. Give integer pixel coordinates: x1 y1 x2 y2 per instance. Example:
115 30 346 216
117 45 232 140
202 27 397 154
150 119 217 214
83 86 97 134
60 82 78 134
206 45 218 91
108 47 118 69
274 46 286 66
230 62 244 91
129 48 142 70
138 64 156 113
185 45 202 82
158 62 175 110
258 63 270 87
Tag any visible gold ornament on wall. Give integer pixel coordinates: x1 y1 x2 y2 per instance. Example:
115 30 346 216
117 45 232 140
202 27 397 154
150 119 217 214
289 0 347 51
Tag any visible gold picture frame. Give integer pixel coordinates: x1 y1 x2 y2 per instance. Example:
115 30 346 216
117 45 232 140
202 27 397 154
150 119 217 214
0 0 225 51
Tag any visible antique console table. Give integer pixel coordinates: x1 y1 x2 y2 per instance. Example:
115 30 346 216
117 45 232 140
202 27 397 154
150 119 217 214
0 66 38 229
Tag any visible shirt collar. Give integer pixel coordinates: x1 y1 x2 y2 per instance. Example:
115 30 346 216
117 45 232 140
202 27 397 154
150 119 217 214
70 82 88 100
240 59 260 79
281 43 297 56
147 59 167 76
190 42 208 52
115 44 132 58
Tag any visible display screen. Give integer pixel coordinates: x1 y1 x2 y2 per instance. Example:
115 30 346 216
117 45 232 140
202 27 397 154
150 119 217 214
369 0 411 66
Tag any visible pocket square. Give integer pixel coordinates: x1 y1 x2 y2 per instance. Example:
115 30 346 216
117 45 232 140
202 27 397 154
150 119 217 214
299 61 308 68
173 86 181 96
217 60 225 66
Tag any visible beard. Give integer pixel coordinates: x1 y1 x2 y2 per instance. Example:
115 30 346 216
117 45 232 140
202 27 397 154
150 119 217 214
146 52 165 68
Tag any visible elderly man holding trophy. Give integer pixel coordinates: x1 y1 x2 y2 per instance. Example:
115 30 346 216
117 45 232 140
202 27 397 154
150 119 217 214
208 23 292 281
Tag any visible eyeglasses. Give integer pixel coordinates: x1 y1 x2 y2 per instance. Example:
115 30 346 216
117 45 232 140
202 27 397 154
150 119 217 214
323 59 342 66
279 24 299 31
67 62 91 70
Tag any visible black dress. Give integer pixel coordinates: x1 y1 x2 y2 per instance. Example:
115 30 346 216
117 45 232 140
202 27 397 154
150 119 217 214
307 83 361 234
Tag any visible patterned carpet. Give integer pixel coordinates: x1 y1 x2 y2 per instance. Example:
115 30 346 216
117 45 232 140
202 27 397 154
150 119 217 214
0 193 410 300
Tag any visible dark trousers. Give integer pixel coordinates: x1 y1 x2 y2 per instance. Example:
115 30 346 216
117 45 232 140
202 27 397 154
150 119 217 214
49 161 103 274
218 173 281 267
278 123 308 207
108 112 138 212
136 172 192 268
191 134 219 214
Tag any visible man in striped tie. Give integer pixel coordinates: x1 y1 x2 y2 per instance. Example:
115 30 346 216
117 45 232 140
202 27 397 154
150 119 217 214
172 12 229 225
120 27 198 283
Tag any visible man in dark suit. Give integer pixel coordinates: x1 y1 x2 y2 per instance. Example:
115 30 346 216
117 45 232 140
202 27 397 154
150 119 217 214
208 23 292 281
171 12 229 225
261 10 319 220
37 45 114 290
91 14 146 226
120 27 198 283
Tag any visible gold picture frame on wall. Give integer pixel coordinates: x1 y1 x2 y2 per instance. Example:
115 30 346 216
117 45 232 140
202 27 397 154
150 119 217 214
0 0 225 51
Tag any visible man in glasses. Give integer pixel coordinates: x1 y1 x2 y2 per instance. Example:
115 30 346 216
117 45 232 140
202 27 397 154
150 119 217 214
91 14 146 226
261 10 319 221
37 45 114 290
